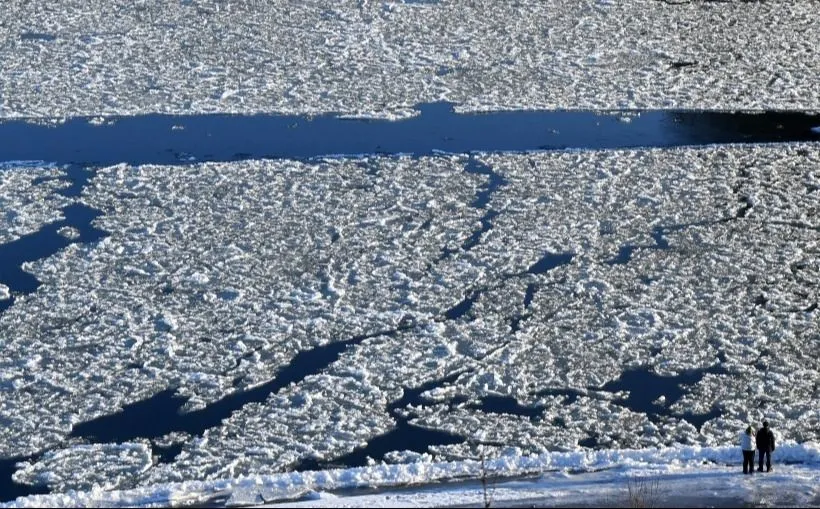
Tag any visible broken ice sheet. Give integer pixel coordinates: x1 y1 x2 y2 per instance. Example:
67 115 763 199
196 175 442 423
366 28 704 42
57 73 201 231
160 144 806 475
1 1 819 119
2 144 818 491
0 155 486 460
0 165 73 244
11 443 153 492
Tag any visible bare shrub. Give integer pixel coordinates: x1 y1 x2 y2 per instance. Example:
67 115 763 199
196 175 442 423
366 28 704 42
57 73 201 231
626 476 660 508
478 447 496 508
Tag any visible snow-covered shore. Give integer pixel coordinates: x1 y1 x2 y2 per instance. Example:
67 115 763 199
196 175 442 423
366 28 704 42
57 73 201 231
263 463 820 508
4 442 819 507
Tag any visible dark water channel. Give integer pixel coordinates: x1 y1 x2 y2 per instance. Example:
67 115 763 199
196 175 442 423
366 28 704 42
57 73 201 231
0 103 818 166
467 364 726 438
1 103 818 501
72 325 413 445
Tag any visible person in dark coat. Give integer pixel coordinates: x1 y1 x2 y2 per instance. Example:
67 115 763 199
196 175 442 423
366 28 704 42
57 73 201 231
756 421 776 472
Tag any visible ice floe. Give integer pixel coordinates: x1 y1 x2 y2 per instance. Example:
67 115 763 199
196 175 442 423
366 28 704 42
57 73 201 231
0 144 818 494
0 166 73 243
11 443 153 493
55 226 80 240
1 1 818 120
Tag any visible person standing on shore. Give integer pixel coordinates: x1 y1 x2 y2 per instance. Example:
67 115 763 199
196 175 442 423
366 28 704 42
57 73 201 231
756 421 776 472
740 425 756 474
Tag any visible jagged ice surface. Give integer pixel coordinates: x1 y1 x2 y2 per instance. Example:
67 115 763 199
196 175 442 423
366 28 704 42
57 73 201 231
1 0 819 119
0 144 817 493
0 165 72 244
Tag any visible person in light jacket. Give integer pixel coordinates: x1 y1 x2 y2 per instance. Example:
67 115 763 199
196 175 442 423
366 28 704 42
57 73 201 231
740 425 756 474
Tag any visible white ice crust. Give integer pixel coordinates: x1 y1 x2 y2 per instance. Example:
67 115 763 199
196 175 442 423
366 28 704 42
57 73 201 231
1 1 819 119
0 144 818 492
56 226 81 240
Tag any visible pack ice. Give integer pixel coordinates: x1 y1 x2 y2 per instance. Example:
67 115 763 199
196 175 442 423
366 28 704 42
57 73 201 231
0 144 817 494
1 1 818 119
0 164 71 244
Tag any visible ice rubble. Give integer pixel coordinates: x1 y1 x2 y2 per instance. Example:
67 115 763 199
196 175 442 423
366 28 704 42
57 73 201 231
11 443 153 493
1 1 819 120
4 442 820 508
0 144 820 489
0 165 73 244
0 155 486 460
0 143 817 494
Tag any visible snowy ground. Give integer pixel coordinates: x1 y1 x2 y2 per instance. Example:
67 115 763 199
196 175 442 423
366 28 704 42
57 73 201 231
1 0 819 119
4 444 819 507
264 465 820 508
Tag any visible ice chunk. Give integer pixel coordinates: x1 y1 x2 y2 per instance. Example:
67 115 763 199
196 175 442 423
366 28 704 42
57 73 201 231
56 226 80 240
11 443 153 492
0 165 73 243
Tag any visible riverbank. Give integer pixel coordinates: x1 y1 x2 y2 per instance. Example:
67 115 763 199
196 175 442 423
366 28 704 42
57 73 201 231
4 443 819 507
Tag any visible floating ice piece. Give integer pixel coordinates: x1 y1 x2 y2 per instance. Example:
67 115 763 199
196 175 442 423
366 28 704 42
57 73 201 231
0 283 10 300
0 160 56 170
56 226 80 240
87 117 115 126
10 443 153 493
383 450 435 464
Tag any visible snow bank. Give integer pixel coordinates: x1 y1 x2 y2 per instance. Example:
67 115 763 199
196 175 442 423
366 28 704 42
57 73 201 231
4 442 819 508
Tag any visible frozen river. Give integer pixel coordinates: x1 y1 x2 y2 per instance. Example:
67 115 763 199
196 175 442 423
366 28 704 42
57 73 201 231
1 107 818 502
1 0 819 505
